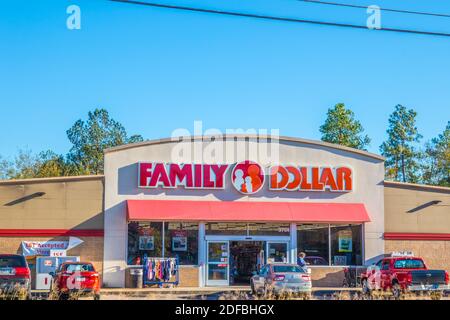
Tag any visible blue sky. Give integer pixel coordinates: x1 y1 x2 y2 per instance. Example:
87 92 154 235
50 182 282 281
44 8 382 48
1 0 449 158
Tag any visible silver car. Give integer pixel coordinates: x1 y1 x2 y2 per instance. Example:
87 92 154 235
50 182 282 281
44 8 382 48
250 263 312 298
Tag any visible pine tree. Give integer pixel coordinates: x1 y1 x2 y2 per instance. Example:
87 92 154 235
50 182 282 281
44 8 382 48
422 121 450 187
320 103 371 150
380 105 422 183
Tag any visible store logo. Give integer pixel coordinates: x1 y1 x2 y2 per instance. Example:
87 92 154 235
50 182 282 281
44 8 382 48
138 163 229 189
138 162 353 193
231 161 265 195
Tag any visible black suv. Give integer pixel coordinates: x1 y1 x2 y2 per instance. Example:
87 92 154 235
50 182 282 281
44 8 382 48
0 254 32 300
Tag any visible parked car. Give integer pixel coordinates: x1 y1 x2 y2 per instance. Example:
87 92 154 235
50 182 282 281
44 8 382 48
49 262 100 300
0 254 31 300
250 263 312 298
304 256 328 266
361 256 449 299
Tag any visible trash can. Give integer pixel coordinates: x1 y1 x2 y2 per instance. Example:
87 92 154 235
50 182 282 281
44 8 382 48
126 267 143 289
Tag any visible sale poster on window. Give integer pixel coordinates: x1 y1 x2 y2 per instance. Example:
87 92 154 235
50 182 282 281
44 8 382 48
334 255 347 266
338 230 353 253
171 230 187 252
139 236 154 250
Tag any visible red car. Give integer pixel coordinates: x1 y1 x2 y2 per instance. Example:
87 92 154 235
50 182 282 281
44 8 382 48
50 262 100 300
361 255 449 299
0 254 32 300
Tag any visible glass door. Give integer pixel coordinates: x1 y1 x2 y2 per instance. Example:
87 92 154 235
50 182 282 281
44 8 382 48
206 241 229 286
266 242 289 263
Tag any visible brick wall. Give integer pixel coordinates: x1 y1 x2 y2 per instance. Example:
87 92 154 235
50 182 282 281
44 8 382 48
310 267 345 287
385 240 450 272
178 266 199 287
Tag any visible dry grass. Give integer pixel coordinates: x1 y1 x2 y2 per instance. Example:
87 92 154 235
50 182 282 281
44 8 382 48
48 289 99 300
216 288 447 301
218 287 312 301
0 285 29 300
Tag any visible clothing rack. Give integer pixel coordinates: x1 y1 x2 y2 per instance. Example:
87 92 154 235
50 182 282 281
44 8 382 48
143 256 179 287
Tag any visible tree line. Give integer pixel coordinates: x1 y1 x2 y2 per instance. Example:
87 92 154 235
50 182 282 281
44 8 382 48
320 103 448 187
0 109 143 179
0 106 448 187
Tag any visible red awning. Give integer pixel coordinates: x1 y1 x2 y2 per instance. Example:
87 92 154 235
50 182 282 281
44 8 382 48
127 200 371 223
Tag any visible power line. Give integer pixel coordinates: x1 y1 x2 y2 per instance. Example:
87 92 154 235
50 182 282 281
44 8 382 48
109 0 450 37
298 0 450 19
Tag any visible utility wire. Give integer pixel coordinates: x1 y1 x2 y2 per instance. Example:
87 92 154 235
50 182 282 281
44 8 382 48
109 0 450 37
298 0 450 19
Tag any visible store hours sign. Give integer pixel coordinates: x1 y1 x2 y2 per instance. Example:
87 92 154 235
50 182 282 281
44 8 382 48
138 161 353 194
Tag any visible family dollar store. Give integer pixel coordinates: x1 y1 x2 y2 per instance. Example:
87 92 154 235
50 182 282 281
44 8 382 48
1 135 449 289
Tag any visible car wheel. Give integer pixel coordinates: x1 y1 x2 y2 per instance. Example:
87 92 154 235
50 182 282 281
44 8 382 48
59 293 69 301
392 283 402 300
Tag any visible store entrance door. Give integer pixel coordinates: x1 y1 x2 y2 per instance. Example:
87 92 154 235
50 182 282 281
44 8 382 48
206 241 229 286
229 241 265 285
204 236 291 286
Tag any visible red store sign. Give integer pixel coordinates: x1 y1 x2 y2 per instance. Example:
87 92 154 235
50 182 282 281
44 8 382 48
138 161 353 194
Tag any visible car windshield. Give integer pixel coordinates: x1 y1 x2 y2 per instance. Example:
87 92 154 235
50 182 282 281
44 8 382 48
272 265 305 273
394 259 425 269
0 256 26 268
64 264 94 273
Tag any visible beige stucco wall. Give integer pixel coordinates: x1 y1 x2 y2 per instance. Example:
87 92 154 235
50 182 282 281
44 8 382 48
0 176 105 286
103 136 385 287
384 182 450 233
0 176 104 230
384 182 450 272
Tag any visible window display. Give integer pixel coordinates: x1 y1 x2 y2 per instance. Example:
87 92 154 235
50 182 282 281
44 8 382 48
330 224 363 266
128 222 163 265
139 236 154 250
165 222 198 265
297 224 363 266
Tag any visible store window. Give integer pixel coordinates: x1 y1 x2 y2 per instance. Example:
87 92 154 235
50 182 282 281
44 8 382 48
297 224 329 265
164 222 199 265
128 221 199 266
206 223 248 235
127 222 163 265
267 242 288 263
248 223 290 236
330 224 363 266
206 223 291 236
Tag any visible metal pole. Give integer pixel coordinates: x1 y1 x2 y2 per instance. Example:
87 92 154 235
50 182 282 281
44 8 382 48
328 224 332 266
162 221 165 258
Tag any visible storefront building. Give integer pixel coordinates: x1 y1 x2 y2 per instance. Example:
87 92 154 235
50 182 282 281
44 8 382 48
383 181 450 271
0 176 104 289
102 135 385 287
1 135 448 289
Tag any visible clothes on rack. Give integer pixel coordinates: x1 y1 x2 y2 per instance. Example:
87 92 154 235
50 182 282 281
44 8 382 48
144 257 178 282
